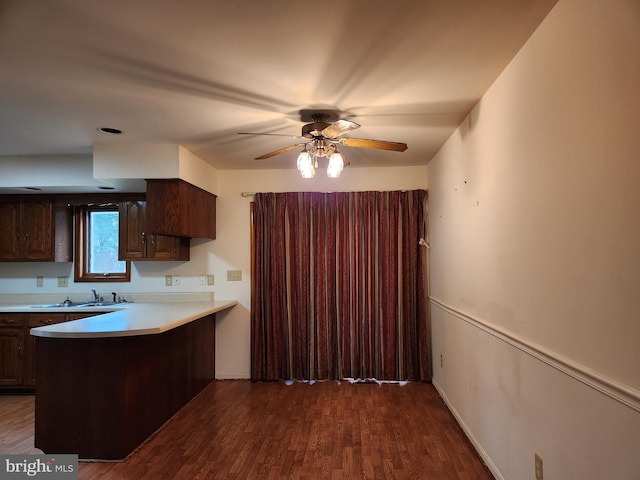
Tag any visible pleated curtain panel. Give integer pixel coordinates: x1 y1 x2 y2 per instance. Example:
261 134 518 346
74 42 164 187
251 190 430 382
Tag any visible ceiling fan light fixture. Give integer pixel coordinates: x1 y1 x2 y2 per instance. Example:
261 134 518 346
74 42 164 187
300 163 315 178
327 151 344 178
240 111 407 178
297 151 312 171
297 150 315 178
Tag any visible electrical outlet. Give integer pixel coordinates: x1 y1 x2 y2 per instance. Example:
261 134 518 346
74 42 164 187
207 274 215 286
36 276 44 287
440 354 444 368
165 275 173 287
57 276 68 287
227 270 242 281
199 275 206 286
172 276 181 287
535 453 543 480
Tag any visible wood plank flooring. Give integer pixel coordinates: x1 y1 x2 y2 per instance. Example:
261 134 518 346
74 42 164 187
0 380 494 479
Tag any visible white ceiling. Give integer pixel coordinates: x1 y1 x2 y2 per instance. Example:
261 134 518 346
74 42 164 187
0 0 558 173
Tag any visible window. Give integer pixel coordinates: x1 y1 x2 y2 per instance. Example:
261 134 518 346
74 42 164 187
74 205 130 282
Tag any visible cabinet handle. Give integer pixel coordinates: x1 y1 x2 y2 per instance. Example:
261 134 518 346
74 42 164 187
142 232 146 243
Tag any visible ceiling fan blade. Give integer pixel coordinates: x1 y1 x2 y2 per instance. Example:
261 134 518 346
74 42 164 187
254 143 307 160
321 119 360 139
239 132 306 140
340 137 408 152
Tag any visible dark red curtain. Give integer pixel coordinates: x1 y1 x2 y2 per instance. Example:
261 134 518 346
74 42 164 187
251 190 429 381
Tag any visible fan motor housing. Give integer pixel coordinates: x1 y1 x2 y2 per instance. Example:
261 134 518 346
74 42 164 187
302 121 332 138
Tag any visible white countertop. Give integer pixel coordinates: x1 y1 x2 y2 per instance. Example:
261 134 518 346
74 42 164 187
12 300 238 339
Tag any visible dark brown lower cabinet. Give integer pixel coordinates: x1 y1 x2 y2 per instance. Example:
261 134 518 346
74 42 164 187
27 313 100 386
34 313 216 460
0 315 24 386
0 313 98 391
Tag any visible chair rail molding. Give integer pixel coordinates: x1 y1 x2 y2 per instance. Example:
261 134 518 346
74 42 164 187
430 297 640 413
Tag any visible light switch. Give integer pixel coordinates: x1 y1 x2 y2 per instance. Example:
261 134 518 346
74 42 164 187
227 270 242 281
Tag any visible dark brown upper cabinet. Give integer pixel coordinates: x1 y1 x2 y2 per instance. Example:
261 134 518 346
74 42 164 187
0 199 72 262
145 179 216 239
119 200 190 261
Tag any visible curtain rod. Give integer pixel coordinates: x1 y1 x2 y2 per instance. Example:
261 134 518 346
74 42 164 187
242 190 425 198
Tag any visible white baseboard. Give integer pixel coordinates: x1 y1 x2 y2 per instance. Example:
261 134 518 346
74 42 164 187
216 373 251 380
432 379 504 480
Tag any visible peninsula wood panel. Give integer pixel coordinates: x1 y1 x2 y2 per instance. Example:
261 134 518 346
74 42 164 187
34 313 216 460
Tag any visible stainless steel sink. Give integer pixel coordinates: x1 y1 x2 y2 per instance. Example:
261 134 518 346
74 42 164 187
30 301 120 308
77 302 119 307
31 302 84 308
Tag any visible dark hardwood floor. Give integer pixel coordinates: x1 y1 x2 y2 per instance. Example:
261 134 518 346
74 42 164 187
0 380 494 479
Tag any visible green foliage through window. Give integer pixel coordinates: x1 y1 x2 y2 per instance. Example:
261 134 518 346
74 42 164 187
74 205 130 282
88 211 126 274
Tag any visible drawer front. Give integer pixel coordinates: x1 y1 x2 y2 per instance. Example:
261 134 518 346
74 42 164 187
27 314 67 327
0 314 25 327
66 313 99 321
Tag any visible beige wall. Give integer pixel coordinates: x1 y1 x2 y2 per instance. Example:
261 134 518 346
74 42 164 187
3 1 639 476
427 0 640 478
93 143 218 193
0 164 428 379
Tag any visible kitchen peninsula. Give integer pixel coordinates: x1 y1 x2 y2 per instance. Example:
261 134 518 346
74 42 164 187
28 300 237 460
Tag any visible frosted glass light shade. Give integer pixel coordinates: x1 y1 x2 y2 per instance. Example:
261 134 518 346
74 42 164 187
327 152 344 178
297 151 312 171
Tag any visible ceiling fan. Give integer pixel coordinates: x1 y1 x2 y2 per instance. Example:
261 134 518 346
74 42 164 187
238 111 408 178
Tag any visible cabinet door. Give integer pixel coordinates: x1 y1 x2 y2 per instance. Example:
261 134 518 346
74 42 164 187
0 315 25 386
22 202 53 260
53 204 73 262
148 234 190 261
25 314 67 386
0 203 21 260
146 179 216 239
120 200 190 261
0 329 23 386
119 200 147 259
65 313 100 321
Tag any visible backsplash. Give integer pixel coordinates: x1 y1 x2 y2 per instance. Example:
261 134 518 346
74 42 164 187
0 291 215 306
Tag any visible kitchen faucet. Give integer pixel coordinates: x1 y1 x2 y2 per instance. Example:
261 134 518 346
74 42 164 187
92 289 99 302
